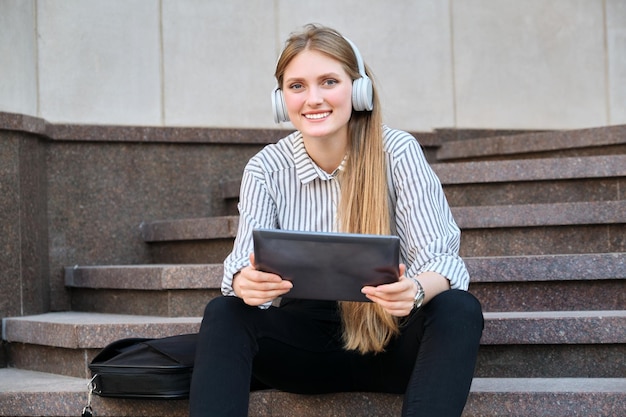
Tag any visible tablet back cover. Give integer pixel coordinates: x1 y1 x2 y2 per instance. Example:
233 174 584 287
253 229 400 302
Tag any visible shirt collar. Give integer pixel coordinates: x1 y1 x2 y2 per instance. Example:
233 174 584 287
291 132 347 184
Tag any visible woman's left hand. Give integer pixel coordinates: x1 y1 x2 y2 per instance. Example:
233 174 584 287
361 264 416 317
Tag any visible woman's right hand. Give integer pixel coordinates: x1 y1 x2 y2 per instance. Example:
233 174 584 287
232 253 293 306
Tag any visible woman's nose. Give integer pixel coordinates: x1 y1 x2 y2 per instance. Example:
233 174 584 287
306 87 324 106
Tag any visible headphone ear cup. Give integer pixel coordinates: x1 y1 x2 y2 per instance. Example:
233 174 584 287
352 75 373 111
271 87 290 123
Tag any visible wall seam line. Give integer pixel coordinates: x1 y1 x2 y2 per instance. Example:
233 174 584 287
602 0 611 125
159 0 166 126
449 0 458 129
34 0 41 119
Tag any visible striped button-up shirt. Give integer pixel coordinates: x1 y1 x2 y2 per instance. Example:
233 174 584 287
222 126 469 305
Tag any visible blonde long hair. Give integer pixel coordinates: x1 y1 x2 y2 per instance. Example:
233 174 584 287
275 24 399 354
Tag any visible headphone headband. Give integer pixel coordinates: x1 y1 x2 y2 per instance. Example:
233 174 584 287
343 37 367 80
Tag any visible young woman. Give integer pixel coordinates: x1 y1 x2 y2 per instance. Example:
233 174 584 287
189 24 484 417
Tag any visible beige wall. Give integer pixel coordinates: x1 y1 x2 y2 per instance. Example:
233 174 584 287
0 0 38 117
1 0 624 131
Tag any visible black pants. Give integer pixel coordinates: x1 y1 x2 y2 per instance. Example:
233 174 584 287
189 289 483 416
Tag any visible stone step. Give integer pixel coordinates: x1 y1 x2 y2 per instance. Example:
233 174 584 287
454 200 626 229
218 154 626 207
0 368 624 417
456 200 626 256
64 253 626 316
139 200 626 262
477 310 626 379
2 312 201 378
3 311 625 379
65 264 222 317
468 253 626 312
435 154 626 206
140 201 626 235
140 215 239 264
436 124 626 162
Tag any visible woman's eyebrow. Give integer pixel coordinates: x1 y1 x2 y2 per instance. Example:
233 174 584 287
284 72 342 84
284 76 304 84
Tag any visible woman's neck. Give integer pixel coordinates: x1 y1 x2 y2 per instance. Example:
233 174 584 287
302 135 348 174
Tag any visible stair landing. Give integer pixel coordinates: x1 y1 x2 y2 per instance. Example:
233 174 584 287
1 368 625 417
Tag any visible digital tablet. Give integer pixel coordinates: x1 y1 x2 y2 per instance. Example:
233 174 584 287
252 229 400 302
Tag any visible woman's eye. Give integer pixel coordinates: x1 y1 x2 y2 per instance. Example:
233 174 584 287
289 83 303 90
323 79 338 86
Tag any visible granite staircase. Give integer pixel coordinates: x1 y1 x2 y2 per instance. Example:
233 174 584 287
2 126 626 416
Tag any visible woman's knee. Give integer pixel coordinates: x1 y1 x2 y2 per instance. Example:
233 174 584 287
200 295 256 331
424 289 484 331
203 295 244 317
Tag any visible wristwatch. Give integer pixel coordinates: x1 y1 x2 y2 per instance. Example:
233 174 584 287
410 277 425 310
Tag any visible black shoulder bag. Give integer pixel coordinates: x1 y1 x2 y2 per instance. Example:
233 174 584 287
88 333 198 399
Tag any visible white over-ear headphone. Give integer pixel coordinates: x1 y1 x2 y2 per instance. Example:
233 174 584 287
271 36 373 124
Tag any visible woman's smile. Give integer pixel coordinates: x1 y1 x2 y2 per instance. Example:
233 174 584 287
304 111 331 120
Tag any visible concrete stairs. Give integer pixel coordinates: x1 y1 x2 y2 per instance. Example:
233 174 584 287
2 126 626 416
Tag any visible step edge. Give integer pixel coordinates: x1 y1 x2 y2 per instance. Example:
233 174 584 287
4 311 625 348
454 200 626 229
3 312 201 348
436 124 626 160
217 154 626 194
482 310 626 345
136 200 626 243
465 252 626 282
2 368 625 394
65 264 223 290
140 215 239 242
61 254 626 288
433 154 626 185
1 369 625 417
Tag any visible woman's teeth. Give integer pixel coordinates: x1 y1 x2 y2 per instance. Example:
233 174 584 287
305 112 330 120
